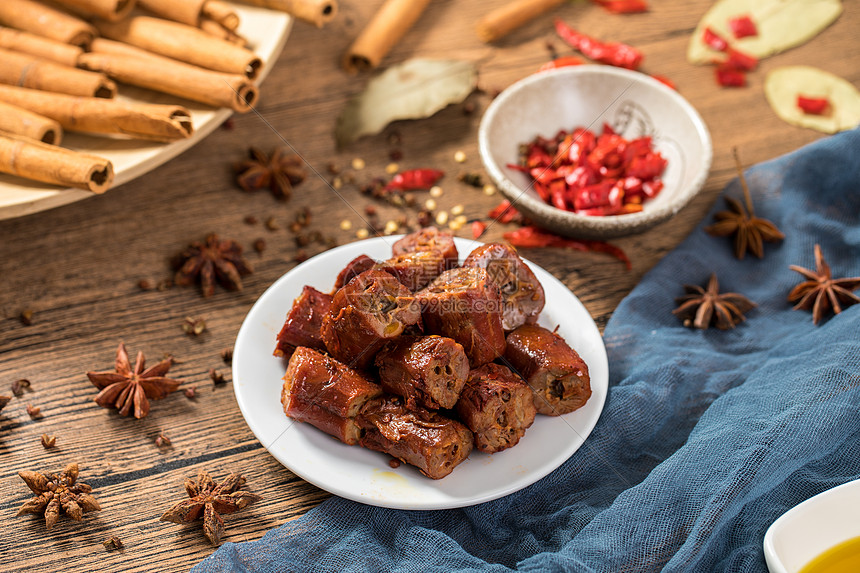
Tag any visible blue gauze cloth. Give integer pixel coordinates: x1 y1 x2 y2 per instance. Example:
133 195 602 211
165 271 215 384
196 128 860 572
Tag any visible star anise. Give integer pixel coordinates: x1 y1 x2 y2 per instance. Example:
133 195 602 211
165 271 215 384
173 234 253 297
234 146 307 200
705 148 784 259
673 273 756 330
0 395 10 412
87 343 182 419
160 470 261 545
16 463 101 529
788 243 860 325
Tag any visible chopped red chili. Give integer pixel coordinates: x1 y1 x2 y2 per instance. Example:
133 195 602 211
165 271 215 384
471 220 487 239
384 168 444 192
651 75 677 90
725 48 757 71
702 26 729 51
728 14 757 39
715 64 746 87
488 200 523 224
503 226 631 270
508 123 666 218
538 56 584 72
554 19 643 70
796 95 830 115
592 0 648 14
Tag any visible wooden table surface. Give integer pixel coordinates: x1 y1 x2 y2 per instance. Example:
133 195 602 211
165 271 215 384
1 1 857 570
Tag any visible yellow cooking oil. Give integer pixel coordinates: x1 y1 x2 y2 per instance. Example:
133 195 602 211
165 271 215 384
798 536 860 573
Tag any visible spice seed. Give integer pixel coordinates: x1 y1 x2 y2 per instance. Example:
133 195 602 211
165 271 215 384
424 198 437 211
340 220 352 231
451 204 464 216
41 434 56 449
454 215 468 225
384 220 399 235
356 228 369 239
449 220 463 231
436 211 449 225
19 309 33 326
331 176 343 190
429 186 443 198
483 184 497 196
351 158 365 170
454 151 466 163
103 536 123 551
385 163 399 174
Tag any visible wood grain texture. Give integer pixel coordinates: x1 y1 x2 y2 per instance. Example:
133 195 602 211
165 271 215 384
1 0 857 570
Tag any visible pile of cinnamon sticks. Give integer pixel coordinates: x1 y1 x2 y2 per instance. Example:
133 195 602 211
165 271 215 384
0 0 336 194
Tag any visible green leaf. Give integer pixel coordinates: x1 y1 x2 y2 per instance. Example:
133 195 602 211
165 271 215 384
335 59 477 148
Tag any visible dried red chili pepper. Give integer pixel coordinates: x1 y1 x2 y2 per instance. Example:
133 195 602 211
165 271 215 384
503 226 631 270
702 27 729 51
384 168 444 192
593 0 648 13
471 220 487 239
554 19 643 70
797 95 830 115
728 14 757 39
538 56 584 72
715 64 746 87
488 200 523 224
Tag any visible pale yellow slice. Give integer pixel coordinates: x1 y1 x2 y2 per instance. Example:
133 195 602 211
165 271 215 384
764 66 860 133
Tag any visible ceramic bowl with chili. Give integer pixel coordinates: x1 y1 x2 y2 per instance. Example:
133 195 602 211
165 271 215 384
478 65 712 240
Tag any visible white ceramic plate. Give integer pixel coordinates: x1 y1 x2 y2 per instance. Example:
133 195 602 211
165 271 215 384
764 478 860 573
233 236 609 510
0 3 292 220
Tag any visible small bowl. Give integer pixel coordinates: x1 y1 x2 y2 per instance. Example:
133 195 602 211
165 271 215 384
763 478 860 573
478 66 712 239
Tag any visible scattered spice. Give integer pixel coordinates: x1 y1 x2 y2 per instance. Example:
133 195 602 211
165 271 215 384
19 308 34 326
503 226 632 270
221 348 233 364
294 249 309 263
424 198 437 211
41 434 56 448
510 123 666 216
388 458 401 469
184 386 197 399
16 463 101 529
26 404 42 419
339 220 352 231
483 184 497 196
384 168 444 192
155 431 172 447
137 278 154 291
459 173 484 188
555 19 643 70
156 279 173 292
429 185 444 198
252 238 266 254
788 244 860 325
454 151 467 163
234 147 307 201
796 95 830 115
173 234 253 297
265 216 280 231
102 536 124 551
705 148 784 259
471 220 487 239
210 369 227 386
244 215 259 225
673 273 756 330
182 317 208 337
12 378 31 395
435 211 449 226
351 158 366 170
0 395 10 412
160 470 262 545
87 343 182 419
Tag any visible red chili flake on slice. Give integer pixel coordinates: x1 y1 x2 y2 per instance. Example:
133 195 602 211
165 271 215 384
592 0 649 14
554 19 643 70
715 64 747 87
384 168 444 192
796 95 830 115
728 14 758 39
725 48 757 71
703 26 729 51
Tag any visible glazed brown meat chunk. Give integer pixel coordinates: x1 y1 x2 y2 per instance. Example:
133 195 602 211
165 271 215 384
416 267 506 367
391 227 458 270
375 250 447 292
463 243 545 331
375 335 469 410
332 254 377 291
321 269 421 370
274 285 332 358
356 395 473 479
504 324 591 416
281 347 382 445
456 363 537 453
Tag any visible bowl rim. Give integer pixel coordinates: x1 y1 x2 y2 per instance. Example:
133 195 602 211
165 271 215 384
477 65 713 237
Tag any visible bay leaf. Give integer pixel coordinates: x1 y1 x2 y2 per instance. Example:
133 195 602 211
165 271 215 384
335 58 478 148
764 66 860 134
687 0 842 64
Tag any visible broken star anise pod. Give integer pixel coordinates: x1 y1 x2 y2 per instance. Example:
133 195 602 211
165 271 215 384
87 343 182 419
173 234 253 297
673 273 756 330
234 146 307 201
788 243 860 325
160 470 261 545
705 148 784 259
16 463 101 529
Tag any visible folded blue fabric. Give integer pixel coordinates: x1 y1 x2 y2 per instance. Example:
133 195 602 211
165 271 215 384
196 128 860 572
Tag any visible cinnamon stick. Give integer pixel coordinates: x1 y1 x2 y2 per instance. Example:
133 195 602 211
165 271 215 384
234 0 338 28
0 28 84 68
0 48 116 98
0 85 193 142
343 0 431 73
137 0 206 26
476 0 564 43
0 132 113 193
203 1 240 31
0 0 98 48
0 101 63 145
51 0 137 22
198 18 247 45
95 16 263 79
81 40 258 112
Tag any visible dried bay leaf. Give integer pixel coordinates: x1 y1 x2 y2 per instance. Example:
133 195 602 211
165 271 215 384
335 58 478 148
764 66 860 134
687 0 842 64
